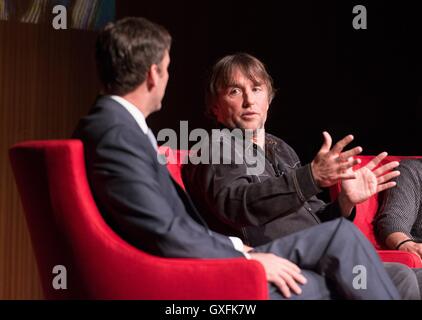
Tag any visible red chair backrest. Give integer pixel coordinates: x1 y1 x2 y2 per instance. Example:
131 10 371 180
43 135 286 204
330 155 422 249
10 140 176 299
158 146 189 190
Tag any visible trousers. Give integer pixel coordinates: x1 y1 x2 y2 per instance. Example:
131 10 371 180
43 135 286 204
252 218 402 299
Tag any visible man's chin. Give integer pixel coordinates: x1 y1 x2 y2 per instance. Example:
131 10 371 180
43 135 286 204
154 103 162 112
236 121 262 131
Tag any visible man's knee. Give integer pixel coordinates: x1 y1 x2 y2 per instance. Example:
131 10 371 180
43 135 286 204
328 217 357 239
269 270 332 300
384 262 420 300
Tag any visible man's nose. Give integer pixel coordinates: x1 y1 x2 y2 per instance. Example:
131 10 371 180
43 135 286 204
243 91 255 107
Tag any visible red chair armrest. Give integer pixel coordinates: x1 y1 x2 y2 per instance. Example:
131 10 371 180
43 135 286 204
377 250 422 268
149 258 269 300
83 252 269 299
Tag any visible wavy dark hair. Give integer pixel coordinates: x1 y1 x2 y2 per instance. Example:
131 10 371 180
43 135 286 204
205 53 276 120
95 17 171 96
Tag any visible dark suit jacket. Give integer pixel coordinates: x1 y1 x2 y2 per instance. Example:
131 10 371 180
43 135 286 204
73 96 242 259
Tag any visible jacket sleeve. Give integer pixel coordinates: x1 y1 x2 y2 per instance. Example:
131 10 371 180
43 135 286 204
311 197 356 222
183 144 323 228
88 125 243 259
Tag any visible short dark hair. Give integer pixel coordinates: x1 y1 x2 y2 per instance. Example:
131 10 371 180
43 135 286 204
95 17 171 96
205 53 276 119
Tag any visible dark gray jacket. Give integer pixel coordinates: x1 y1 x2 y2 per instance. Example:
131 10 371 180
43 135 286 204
183 130 353 246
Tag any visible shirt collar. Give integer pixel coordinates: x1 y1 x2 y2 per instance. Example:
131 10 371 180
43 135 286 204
109 95 149 134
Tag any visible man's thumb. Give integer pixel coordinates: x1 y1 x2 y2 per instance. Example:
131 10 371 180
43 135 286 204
319 131 332 152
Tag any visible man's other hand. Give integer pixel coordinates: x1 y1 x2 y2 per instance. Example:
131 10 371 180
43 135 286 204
249 252 307 298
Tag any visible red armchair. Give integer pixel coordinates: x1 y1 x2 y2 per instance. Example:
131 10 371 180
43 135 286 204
158 146 189 190
9 140 268 300
329 155 422 268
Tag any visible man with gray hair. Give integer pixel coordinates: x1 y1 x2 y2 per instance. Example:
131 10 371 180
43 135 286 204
182 52 421 299
73 18 413 300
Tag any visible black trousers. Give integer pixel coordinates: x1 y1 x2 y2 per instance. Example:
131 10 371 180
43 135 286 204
253 218 401 299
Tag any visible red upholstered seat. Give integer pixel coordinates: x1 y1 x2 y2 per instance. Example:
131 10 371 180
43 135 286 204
9 140 267 299
329 155 422 268
158 146 189 190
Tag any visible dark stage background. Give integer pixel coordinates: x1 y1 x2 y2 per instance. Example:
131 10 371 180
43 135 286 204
1 0 421 299
118 0 422 164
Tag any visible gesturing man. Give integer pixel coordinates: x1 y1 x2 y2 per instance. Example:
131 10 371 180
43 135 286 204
182 53 420 299
74 19 404 299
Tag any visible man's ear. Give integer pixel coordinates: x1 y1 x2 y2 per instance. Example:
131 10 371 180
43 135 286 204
146 64 159 91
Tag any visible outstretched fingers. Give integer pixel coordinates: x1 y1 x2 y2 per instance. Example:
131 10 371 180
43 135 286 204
365 152 388 171
332 158 360 180
376 181 397 193
319 131 333 153
338 146 363 161
376 170 400 185
373 161 400 177
338 172 357 180
331 134 354 154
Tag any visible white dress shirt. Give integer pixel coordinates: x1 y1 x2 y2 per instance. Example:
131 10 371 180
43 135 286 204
109 95 157 150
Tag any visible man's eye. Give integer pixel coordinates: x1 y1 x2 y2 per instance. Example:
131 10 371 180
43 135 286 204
229 88 241 95
253 86 262 92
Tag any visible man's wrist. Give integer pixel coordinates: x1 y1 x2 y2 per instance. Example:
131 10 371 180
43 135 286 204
310 160 320 187
338 191 355 217
385 232 413 250
293 164 322 202
244 252 252 259
395 239 414 250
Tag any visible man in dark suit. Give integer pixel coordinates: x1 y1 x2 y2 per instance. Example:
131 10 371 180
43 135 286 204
73 17 403 299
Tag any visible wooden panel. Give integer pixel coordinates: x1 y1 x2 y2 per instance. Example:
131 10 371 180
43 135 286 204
0 21 99 299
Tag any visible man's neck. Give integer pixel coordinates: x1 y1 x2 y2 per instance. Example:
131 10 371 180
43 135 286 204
252 128 266 150
216 123 266 148
121 90 151 119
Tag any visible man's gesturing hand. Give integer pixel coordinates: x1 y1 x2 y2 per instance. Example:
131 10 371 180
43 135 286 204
311 132 362 188
340 152 400 206
249 252 307 298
